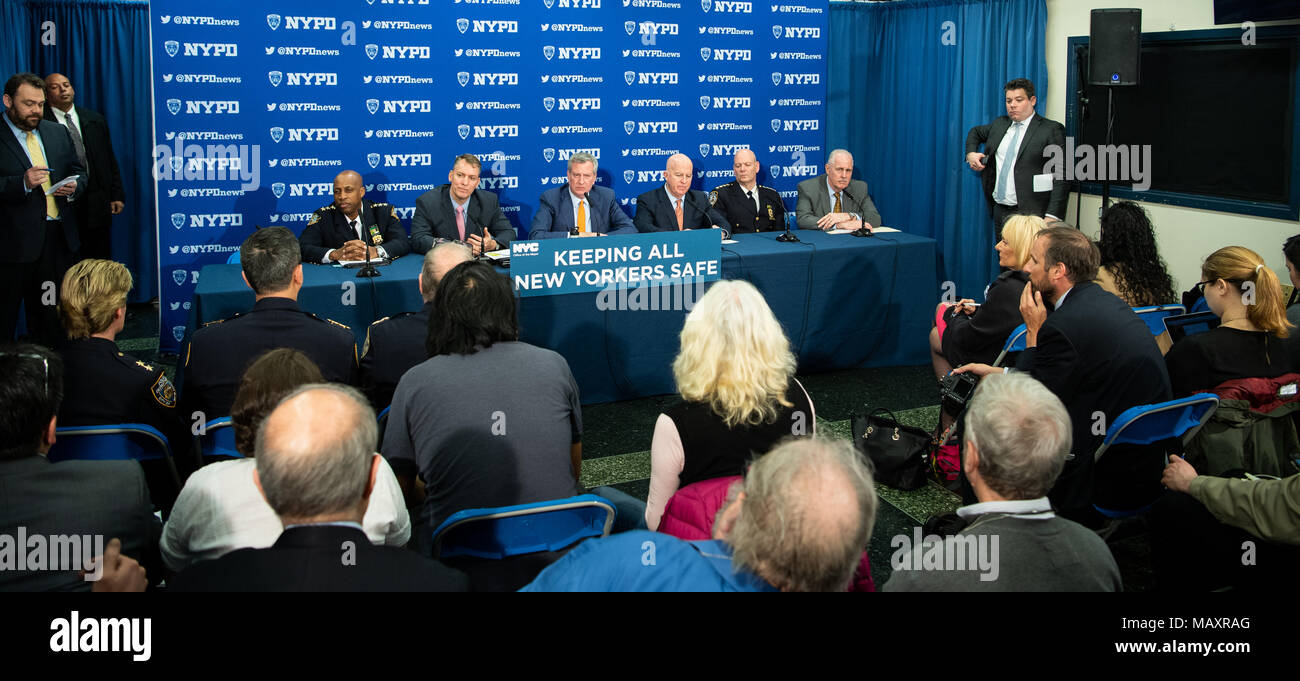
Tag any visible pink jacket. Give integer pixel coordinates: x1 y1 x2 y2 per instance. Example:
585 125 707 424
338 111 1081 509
657 475 876 592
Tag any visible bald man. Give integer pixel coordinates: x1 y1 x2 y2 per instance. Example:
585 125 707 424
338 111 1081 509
709 150 786 234
360 241 472 409
634 153 727 233
43 73 124 260
299 170 409 263
171 384 468 592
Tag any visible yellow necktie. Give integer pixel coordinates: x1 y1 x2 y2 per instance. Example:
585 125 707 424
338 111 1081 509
25 132 58 219
833 191 842 213
577 199 586 233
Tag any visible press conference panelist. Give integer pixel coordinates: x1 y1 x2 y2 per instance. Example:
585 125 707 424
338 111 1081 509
299 170 409 264
634 153 727 233
795 149 882 233
709 149 787 234
410 153 515 255
530 151 636 239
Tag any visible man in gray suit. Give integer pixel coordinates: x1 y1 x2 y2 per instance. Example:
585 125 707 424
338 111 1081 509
0 344 160 591
409 154 516 255
795 149 882 233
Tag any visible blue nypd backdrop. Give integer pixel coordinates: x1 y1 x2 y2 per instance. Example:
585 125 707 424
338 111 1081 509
150 0 828 352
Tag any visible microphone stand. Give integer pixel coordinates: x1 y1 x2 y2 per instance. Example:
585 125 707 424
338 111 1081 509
841 186 874 237
356 218 381 278
776 209 799 242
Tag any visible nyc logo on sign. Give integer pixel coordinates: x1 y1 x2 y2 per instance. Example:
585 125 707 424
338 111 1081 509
268 70 283 87
267 13 281 30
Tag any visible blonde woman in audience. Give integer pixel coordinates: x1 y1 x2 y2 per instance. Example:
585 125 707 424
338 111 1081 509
645 280 814 530
1165 246 1300 396
161 348 410 574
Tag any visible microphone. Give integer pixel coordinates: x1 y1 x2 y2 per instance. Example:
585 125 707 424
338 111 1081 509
840 185 874 237
356 215 381 278
775 207 799 242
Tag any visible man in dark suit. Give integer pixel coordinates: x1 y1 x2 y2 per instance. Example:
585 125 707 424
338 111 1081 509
965 78 1068 236
0 344 161 592
180 227 358 419
170 384 468 592
43 73 124 261
634 153 726 233
529 152 635 239
795 149 881 232
955 227 1171 521
300 169 409 263
1 73 86 346
360 241 471 410
710 149 786 234
410 154 515 254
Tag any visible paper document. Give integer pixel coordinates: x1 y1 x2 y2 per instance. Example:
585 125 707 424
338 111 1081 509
44 176 76 196
484 249 510 260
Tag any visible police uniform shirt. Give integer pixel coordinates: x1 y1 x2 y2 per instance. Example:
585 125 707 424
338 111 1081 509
360 301 433 410
709 182 787 234
179 297 358 418
300 200 409 263
58 337 184 444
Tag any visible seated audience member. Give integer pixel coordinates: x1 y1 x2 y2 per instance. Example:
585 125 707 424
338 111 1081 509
179 227 358 418
0 344 160 591
299 169 409 264
930 215 1044 380
170 384 466 592
646 280 813 530
360 242 472 410
1165 246 1300 396
384 261 644 553
521 437 877 592
885 373 1121 592
1283 234 1300 326
1150 454 1300 591
1095 201 1177 307
162 349 409 574
57 259 190 491
955 227 1171 522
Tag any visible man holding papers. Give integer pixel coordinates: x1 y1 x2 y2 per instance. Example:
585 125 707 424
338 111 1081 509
1 73 85 345
634 154 727 233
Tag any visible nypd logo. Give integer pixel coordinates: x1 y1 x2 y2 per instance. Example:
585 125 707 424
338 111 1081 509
170 42 238 57
463 18 518 32
172 326 186 343
365 44 379 60
623 170 635 184
459 124 520 139
367 99 380 114
543 148 556 163
457 72 519 86
543 46 601 60
270 127 284 143
268 70 283 87
269 15 336 30
172 269 188 286
170 213 186 230
547 0 602 7
457 124 470 139
381 154 433 167
367 152 381 169
166 99 181 115
164 40 180 57
701 47 750 61
624 121 677 134
543 97 556 112
773 25 820 39
626 71 678 85
267 13 281 30
699 144 710 157
701 0 751 12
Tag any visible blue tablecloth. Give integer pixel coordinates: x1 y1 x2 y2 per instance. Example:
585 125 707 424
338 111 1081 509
187 230 938 404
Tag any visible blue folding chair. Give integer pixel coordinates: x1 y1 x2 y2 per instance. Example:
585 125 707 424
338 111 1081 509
1132 304 1185 337
199 416 241 459
431 494 617 560
49 423 182 488
226 251 240 265
1092 393 1219 521
991 323 1029 368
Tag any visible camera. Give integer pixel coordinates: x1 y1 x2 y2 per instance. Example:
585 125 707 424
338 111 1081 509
940 371 980 415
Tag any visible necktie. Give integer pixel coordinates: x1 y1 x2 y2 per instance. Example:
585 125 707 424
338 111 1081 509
994 121 1023 203
350 218 361 240
25 132 58 219
64 115 88 173
746 189 757 213
455 206 466 240
675 198 683 230
833 191 842 213
577 199 586 233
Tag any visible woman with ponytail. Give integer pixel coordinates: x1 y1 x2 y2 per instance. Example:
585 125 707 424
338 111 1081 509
1165 246 1300 396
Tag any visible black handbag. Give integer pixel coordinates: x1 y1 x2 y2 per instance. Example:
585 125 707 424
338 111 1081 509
851 407 931 490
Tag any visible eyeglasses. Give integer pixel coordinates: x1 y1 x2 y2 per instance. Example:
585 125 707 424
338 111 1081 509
1194 281 1211 295
0 352 49 398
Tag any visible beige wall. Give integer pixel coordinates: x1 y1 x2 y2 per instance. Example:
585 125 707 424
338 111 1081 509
1043 0 1299 291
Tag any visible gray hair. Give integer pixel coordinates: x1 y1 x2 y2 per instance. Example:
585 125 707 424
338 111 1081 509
729 437 877 592
567 152 597 174
826 148 853 167
255 383 378 520
963 373 1071 499
422 241 472 302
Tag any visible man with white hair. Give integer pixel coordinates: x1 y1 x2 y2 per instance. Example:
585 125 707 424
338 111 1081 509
520 437 877 592
360 241 472 409
795 148 881 232
171 384 468 592
885 373 1121 592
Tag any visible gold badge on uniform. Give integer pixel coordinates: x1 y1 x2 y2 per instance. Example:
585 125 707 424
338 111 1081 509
152 375 177 408
709 191 718 206
767 205 774 220
308 212 321 226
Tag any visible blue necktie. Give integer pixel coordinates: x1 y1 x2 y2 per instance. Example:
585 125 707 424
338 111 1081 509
993 122 1023 204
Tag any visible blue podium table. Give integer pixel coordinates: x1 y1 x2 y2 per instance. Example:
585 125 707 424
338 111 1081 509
186 230 939 404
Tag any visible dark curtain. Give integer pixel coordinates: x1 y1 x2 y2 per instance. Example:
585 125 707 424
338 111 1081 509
0 1 34 77
25 0 156 304
828 0 1050 297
